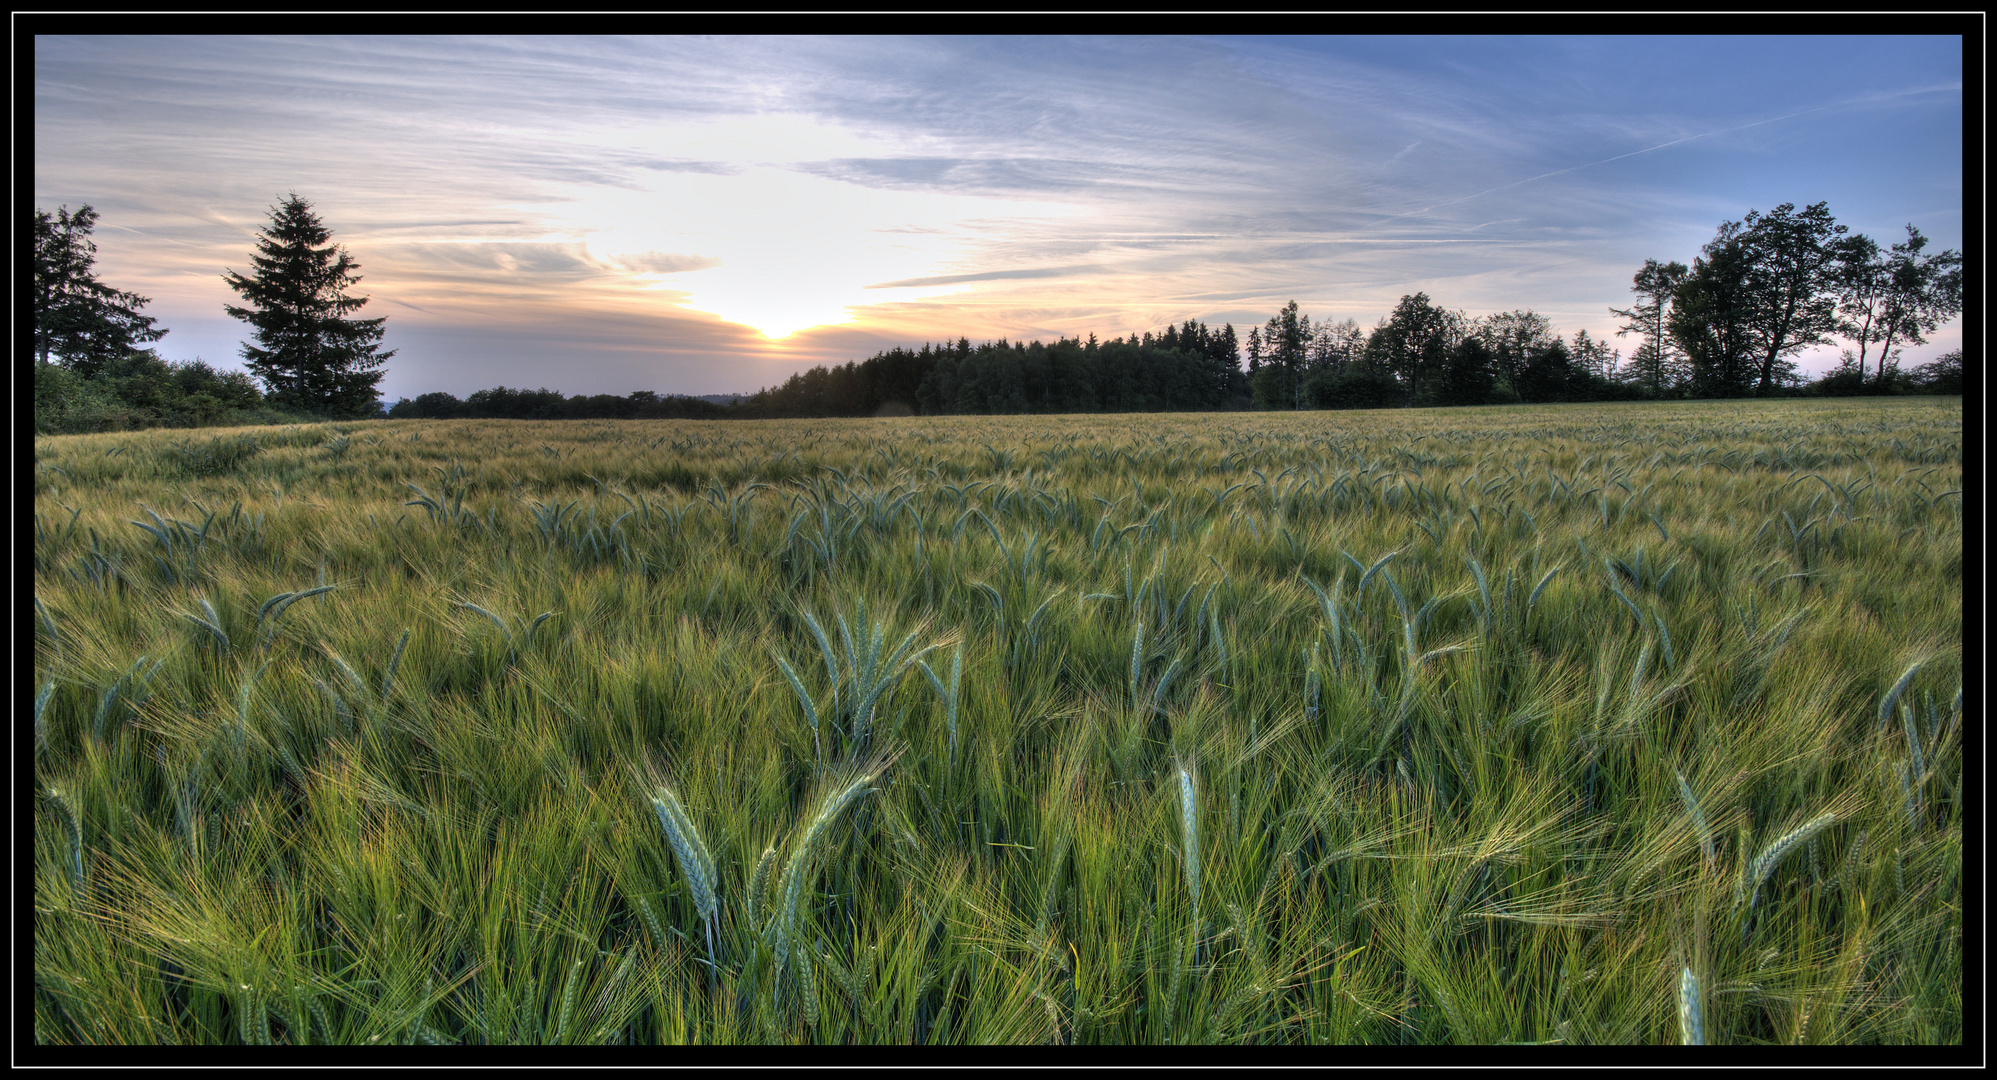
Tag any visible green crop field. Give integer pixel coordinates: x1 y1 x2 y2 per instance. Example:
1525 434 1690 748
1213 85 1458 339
32 397 1962 1046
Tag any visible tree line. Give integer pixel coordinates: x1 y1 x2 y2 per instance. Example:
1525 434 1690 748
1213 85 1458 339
735 324 1250 418
1613 201 1962 398
736 200 1959 417
386 386 728 421
34 194 394 434
34 196 1960 435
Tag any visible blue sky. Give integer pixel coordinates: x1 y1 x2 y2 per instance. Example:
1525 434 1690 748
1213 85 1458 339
34 34 1964 400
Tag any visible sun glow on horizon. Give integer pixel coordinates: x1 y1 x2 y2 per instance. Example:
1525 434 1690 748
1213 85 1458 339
537 128 1079 344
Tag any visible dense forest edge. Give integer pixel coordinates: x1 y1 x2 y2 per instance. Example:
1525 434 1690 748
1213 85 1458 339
34 199 1962 436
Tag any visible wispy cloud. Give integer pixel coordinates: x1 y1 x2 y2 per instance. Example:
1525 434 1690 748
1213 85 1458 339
864 264 1108 290
33 33 1963 397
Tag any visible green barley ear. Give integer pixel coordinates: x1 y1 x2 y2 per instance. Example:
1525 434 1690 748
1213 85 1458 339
1177 764 1200 917
917 643 963 764
633 894 667 949
769 760 886 1013
1304 642 1322 723
795 945 819 1024
745 843 778 929
35 596 62 659
777 770 879 927
181 600 231 658
1128 619 1146 709
45 786 84 894
774 651 824 763
1527 563 1563 614
1465 557 1491 627
454 600 511 641
1900 704 1927 787
34 681 55 751
381 628 412 697
1355 549 1398 605
1676 770 1715 873
91 678 123 744
324 648 370 700
1879 658 1925 728
1678 965 1703 1045
1741 810 1841 913
1151 656 1183 717
649 785 719 932
945 643 963 761
552 955 584 1043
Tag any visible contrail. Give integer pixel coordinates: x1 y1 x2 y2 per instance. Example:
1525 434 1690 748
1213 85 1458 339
1376 103 1836 226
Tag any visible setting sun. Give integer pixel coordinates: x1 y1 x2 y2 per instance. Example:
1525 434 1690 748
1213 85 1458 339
578 161 1075 342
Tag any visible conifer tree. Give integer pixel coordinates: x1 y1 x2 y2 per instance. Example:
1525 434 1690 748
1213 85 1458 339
223 193 393 416
34 204 167 377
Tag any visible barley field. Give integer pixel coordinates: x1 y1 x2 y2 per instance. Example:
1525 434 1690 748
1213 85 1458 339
31 397 1962 1046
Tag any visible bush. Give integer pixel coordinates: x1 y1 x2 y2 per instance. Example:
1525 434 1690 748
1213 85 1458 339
1910 349 1962 395
170 359 263 411
33 351 305 434
1810 350 1917 397
34 361 137 434
1812 365 1872 397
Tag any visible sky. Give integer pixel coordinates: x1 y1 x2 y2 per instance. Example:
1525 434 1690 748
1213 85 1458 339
33 34 1966 402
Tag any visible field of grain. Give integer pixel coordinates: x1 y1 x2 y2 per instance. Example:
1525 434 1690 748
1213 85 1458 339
32 397 1962 1045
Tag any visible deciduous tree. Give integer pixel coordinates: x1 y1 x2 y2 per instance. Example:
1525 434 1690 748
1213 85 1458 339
1737 202 1847 394
1670 203 1851 396
1837 224 1962 387
1671 221 1758 397
1610 259 1688 397
1367 293 1462 403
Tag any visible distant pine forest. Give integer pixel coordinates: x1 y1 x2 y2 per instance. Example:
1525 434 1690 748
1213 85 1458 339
385 294 1958 425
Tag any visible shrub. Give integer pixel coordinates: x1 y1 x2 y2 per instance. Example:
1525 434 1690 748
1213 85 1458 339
1910 349 1962 395
34 351 294 433
34 362 135 434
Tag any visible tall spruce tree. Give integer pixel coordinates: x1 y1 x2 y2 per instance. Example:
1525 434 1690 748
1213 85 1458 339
224 194 393 416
